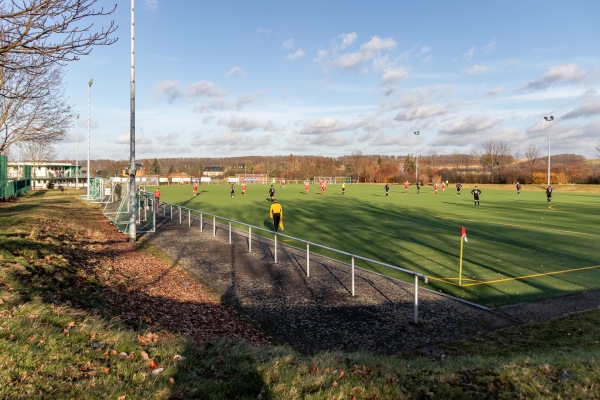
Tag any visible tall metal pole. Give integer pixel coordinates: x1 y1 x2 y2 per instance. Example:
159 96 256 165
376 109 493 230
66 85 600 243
87 79 93 198
75 114 80 189
544 116 554 186
414 131 420 184
128 0 137 241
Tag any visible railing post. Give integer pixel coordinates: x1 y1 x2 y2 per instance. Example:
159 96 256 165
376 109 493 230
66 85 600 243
152 199 156 232
200 213 203 232
179 207 182 224
213 217 216 237
274 233 277 263
229 221 232 244
188 210 191 227
306 243 310 277
170 204 173 220
163 203 166 217
248 226 252 253
414 275 420 324
351 256 355 296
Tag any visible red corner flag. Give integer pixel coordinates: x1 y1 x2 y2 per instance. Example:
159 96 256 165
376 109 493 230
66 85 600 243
461 226 468 243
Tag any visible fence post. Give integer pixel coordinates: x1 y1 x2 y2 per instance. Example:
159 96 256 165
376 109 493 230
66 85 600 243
188 210 191 227
351 256 355 296
306 243 310 277
200 213 203 232
248 226 252 253
213 217 216 237
229 221 232 244
414 275 419 324
152 199 156 232
170 205 173 220
179 207 182 224
274 233 277 263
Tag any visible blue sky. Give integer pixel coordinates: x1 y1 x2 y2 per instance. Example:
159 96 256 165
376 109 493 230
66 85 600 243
61 0 600 161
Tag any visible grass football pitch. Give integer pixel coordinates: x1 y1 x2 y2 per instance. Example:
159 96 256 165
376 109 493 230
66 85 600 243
154 183 600 307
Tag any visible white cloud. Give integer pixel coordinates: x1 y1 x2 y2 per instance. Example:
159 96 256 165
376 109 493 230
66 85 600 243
283 39 294 49
381 68 409 84
153 80 225 103
235 91 267 109
285 48 305 60
394 105 447 121
563 98 600 119
483 38 496 54
360 36 396 52
117 133 152 145
156 132 180 146
226 66 244 77
467 64 489 75
153 80 182 102
220 116 276 132
463 47 475 61
522 63 588 90
326 35 397 71
340 32 357 49
187 80 226 98
440 116 501 135
144 0 158 13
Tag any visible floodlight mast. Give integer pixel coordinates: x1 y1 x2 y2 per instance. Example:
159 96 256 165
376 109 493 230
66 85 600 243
76 114 80 189
87 79 93 198
128 0 137 241
414 131 420 184
544 116 554 187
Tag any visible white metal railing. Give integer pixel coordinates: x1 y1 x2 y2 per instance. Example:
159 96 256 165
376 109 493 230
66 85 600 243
147 194 429 323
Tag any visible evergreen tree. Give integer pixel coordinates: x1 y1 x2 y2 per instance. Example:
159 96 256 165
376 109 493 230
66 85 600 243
150 159 161 175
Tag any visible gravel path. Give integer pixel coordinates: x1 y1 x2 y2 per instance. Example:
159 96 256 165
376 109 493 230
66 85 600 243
143 208 600 355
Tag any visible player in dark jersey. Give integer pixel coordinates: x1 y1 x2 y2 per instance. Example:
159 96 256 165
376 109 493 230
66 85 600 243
471 186 481 207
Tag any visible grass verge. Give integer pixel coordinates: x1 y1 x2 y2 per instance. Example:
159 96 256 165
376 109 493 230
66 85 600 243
1 190 599 399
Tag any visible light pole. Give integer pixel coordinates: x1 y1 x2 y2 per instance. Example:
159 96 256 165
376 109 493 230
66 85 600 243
413 131 420 184
544 116 554 186
75 114 80 189
87 79 94 198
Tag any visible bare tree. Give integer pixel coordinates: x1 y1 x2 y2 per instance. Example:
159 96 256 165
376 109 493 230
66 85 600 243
1 67 71 153
480 139 514 183
524 144 540 180
20 140 57 183
0 1 118 74
596 141 600 159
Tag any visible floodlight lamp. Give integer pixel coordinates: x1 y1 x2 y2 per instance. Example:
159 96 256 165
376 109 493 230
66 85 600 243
544 116 554 122
414 131 420 135
89 79 94 87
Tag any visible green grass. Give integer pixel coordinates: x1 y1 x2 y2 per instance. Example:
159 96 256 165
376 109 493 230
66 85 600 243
2 190 600 399
156 183 600 307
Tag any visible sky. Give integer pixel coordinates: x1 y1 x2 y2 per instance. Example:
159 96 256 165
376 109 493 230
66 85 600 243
60 0 600 161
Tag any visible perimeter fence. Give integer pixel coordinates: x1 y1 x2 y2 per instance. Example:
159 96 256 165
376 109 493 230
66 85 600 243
141 191 429 323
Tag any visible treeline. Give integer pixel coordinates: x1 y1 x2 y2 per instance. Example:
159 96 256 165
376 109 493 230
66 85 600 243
86 152 600 185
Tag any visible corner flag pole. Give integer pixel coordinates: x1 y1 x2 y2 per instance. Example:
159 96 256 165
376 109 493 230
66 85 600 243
459 226 467 287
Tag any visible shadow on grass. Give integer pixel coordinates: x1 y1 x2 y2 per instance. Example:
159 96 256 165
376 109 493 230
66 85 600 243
0 191 271 399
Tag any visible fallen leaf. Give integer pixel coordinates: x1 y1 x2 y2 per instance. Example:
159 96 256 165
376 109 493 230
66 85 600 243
140 351 149 360
149 358 160 369
151 368 164 376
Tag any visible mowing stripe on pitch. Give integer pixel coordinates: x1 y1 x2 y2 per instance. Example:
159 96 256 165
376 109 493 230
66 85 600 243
461 265 600 287
427 265 600 287
435 215 600 239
